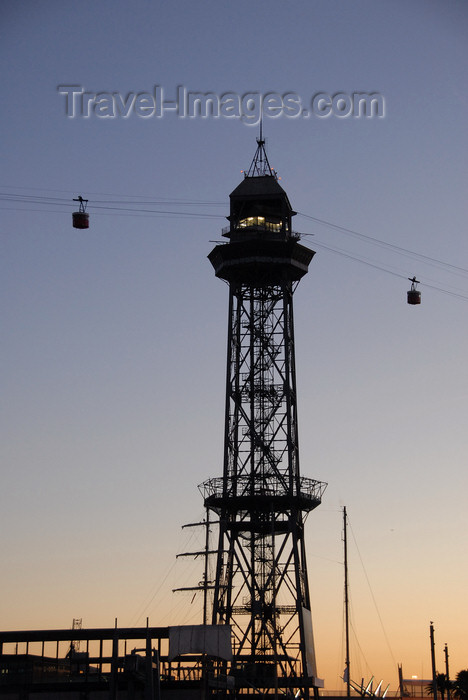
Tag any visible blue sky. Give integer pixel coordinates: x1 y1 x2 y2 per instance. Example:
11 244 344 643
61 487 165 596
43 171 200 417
1 0 467 690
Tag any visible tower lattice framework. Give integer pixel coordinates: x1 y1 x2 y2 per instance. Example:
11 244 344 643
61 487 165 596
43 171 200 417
201 140 327 697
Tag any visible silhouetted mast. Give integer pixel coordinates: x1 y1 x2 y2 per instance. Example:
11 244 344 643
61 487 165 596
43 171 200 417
430 622 438 700
344 507 351 698
444 643 450 700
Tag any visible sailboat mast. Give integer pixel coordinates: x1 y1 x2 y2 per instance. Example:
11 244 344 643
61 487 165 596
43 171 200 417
344 506 351 698
430 622 438 700
444 643 450 700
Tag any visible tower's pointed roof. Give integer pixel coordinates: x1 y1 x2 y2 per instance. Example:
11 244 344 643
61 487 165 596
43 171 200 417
246 125 275 178
229 135 295 217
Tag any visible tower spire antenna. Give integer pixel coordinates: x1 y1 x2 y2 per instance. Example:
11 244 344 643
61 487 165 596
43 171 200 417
246 121 275 178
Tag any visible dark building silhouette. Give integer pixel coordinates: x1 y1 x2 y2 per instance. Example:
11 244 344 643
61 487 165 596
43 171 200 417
200 137 327 697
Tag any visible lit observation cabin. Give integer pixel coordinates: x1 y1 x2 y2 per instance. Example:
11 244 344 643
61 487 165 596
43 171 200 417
209 143 313 285
227 170 293 240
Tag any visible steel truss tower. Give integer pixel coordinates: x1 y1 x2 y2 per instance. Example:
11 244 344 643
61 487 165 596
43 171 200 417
201 140 327 697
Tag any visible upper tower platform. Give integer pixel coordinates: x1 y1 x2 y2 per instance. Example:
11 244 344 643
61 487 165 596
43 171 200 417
209 137 314 284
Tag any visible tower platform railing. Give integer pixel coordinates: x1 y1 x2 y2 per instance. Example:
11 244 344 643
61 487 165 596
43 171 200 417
221 223 301 240
200 475 327 512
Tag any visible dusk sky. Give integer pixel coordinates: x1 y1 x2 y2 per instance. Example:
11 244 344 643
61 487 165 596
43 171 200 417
1 0 467 691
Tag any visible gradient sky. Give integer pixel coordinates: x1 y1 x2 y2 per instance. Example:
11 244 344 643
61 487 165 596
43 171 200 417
1 0 467 691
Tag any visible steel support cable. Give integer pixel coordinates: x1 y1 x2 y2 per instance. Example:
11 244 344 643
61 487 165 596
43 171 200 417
0 188 225 206
308 238 468 301
132 516 206 625
298 212 468 277
1 186 466 275
2 187 467 298
130 557 178 626
0 199 223 219
347 517 399 673
341 556 372 683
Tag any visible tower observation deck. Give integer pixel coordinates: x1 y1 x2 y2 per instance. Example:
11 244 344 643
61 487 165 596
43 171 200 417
201 139 327 697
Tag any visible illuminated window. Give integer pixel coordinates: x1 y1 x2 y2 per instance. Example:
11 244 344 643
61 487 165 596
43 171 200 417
239 217 282 231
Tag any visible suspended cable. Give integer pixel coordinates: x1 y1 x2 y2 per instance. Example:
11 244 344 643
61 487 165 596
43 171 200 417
1 188 465 278
347 517 399 673
298 212 468 277
309 238 409 280
0 192 223 209
0 200 223 220
1 187 467 300
130 557 178 627
308 238 468 301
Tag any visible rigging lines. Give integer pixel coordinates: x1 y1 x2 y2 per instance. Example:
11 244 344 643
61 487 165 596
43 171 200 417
1 186 466 300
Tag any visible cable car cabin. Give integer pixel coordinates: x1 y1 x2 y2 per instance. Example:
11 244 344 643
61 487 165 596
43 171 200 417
72 211 89 229
72 196 89 229
407 289 421 305
407 276 421 305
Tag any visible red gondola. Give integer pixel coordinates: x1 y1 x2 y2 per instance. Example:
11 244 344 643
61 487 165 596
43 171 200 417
72 196 89 229
407 276 421 305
